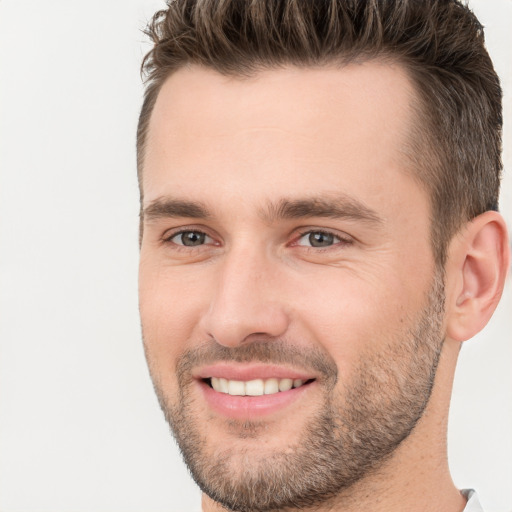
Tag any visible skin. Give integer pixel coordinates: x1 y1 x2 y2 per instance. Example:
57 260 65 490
138 62 509 512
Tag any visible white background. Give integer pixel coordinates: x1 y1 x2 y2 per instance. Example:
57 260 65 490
0 1 510 511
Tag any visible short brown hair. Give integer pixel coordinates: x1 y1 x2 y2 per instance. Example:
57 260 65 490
137 0 502 265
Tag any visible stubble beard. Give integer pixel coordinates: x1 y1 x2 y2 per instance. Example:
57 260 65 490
145 272 445 512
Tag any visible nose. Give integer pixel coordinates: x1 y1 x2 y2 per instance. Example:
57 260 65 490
199 245 290 348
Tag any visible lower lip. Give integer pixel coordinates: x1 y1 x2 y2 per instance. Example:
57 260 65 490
198 380 314 420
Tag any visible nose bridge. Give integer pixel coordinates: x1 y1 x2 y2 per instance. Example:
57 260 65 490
201 241 289 347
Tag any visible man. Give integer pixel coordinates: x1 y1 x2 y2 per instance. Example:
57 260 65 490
136 1 510 511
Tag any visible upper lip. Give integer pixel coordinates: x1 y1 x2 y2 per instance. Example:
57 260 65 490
193 363 316 382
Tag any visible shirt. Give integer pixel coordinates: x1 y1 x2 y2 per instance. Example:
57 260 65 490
462 489 484 512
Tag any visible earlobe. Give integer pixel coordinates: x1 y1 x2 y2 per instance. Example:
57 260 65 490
446 211 510 342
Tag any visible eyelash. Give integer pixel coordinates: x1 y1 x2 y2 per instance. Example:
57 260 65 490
162 228 214 248
293 229 353 249
162 227 353 251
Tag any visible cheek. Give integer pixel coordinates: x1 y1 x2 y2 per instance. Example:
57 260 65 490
290 267 420 379
139 262 209 373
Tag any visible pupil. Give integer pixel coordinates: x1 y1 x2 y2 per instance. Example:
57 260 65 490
309 232 333 247
182 231 205 246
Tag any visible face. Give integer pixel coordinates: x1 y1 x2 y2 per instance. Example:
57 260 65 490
139 63 445 511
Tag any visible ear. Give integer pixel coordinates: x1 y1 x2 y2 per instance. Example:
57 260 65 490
445 211 510 342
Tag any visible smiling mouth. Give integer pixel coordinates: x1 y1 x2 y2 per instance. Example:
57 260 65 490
203 377 315 397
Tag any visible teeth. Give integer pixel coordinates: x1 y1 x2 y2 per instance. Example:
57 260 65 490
228 380 245 396
211 377 221 392
218 377 229 393
208 377 309 396
278 378 293 392
246 379 264 396
264 378 279 395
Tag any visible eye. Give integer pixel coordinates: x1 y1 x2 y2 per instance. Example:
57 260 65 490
296 230 350 248
167 230 214 247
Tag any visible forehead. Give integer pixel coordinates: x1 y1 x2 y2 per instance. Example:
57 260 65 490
143 62 422 216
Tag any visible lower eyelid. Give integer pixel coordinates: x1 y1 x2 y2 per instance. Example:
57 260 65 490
161 229 352 249
163 230 213 245
295 231 352 247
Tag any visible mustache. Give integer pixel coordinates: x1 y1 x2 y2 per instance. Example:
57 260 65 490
175 339 338 386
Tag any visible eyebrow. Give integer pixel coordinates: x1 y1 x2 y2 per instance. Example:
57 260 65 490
263 196 383 225
143 198 211 221
142 194 383 226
